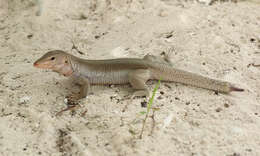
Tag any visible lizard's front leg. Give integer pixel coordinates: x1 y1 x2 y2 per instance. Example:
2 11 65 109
68 76 90 100
56 76 90 116
128 69 151 98
78 76 91 99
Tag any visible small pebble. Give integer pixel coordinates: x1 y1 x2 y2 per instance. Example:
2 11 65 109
19 96 31 104
224 103 229 108
175 97 180 100
215 107 222 112
197 0 213 5
185 102 190 105
157 96 163 100
245 148 252 152
250 38 256 42
141 101 147 107
27 34 33 39
232 152 241 156
64 98 68 104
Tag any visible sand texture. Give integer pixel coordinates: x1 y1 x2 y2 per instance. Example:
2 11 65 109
1 0 260 156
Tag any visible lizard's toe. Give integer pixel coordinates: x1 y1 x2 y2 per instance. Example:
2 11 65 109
66 92 81 101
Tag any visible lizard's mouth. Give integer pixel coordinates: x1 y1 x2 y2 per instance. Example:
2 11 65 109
34 62 73 76
33 62 40 67
33 62 53 69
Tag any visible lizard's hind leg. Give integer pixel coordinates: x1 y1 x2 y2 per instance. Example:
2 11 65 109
128 69 151 98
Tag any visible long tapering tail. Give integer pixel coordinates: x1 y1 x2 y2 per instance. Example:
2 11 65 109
150 65 244 93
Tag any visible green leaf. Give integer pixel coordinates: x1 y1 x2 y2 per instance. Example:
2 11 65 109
147 79 161 115
139 111 146 115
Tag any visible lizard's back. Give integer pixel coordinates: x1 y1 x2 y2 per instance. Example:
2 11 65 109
72 55 242 93
74 58 152 84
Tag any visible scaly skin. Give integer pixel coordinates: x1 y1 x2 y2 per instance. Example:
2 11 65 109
34 50 244 100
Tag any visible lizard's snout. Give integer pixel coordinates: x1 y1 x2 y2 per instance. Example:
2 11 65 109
33 61 48 68
33 61 43 68
33 62 39 67
33 60 55 69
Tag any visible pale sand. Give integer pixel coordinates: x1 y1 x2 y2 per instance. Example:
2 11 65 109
1 0 260 156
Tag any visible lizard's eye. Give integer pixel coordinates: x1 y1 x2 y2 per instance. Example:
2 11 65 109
50 57 55 60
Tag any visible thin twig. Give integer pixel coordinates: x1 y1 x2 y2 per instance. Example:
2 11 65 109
71 39 85 55
149 108 158 136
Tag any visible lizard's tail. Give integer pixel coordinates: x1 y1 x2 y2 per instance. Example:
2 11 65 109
230 86 244 92
150 66 244 93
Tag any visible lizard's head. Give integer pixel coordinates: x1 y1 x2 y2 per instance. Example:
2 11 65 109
33 50 73 76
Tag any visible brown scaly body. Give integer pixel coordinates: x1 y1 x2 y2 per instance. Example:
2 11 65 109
34 50 244 101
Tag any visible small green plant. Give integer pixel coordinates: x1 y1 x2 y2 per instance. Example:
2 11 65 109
139 79 161 139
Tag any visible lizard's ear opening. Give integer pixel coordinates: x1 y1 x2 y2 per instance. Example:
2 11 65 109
65 60 68 63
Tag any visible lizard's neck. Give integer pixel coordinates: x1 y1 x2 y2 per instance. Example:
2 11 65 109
68 54 82 77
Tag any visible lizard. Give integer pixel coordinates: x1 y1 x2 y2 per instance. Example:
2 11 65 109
33 50 244 112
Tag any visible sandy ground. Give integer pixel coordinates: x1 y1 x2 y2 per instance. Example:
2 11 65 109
1 0 260 156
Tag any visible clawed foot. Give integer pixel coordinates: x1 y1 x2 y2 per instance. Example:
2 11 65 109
66 92 81 101
56 103 88 116
55 93 87 116
56 104 79 116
